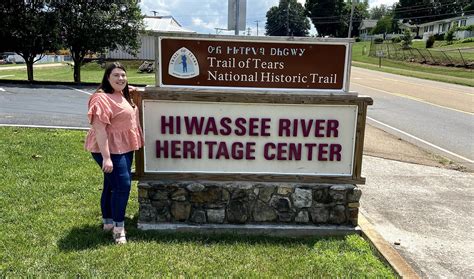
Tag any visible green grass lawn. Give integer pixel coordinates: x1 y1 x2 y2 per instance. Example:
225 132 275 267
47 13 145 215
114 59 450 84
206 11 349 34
352 41 474 86
0 62 155 85
0 127 395 277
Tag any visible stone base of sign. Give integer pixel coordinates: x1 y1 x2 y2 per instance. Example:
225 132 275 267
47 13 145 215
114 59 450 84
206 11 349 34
137 180 361 233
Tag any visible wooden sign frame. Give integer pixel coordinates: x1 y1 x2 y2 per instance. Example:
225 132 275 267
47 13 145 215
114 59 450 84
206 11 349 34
133 88 372 185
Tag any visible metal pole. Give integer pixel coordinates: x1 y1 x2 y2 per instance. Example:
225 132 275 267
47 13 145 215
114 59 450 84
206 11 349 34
255 20 259 36
234 0 239 35
348 0 355 38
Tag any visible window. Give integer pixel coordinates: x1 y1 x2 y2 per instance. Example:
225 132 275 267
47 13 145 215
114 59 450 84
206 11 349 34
429 25 434 32
460 20 466 27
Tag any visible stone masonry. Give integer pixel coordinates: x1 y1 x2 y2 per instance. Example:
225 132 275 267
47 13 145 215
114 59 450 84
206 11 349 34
138 181 361 226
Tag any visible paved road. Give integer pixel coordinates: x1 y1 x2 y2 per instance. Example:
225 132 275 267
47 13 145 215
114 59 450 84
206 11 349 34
0 83 92 128
351 67 474 169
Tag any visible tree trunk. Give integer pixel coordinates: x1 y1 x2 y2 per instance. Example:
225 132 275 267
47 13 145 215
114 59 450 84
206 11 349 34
20 53 35 82
72 50 84 83
26 60 34 82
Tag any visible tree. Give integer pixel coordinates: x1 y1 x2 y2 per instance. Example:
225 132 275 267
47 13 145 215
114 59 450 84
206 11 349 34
370 4 390 20
305 0 346 37
52 0 144 82
371 15 396 35
344 0 369 37
0 1 61 81
265 0 310 36
400 28 413 49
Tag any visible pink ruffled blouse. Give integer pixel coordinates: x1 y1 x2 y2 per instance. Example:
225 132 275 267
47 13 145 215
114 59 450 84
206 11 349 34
84 92 144 154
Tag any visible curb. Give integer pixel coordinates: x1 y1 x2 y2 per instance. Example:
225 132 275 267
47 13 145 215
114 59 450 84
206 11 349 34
358 213 420 279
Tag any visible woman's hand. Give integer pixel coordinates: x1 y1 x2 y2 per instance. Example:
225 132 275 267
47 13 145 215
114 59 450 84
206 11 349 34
102 157 113 173
128 85 137 93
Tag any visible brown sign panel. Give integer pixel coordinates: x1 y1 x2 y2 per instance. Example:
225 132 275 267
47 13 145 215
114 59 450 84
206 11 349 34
159 36 350 92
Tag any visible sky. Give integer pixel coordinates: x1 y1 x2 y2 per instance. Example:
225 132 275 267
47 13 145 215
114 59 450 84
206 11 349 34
139 0 399 36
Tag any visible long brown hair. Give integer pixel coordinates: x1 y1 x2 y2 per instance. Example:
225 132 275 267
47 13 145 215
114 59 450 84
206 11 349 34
98 62 135 108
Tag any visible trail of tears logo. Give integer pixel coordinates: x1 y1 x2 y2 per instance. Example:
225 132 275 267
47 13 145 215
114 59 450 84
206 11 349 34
168 47 199 79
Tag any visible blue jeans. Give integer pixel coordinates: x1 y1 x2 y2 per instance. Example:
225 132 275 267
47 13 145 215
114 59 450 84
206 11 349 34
92 152 133 227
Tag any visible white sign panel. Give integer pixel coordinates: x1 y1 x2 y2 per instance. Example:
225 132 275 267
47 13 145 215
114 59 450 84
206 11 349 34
143 100 358 176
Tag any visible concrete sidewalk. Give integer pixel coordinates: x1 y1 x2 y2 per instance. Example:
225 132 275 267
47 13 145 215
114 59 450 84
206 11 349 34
361 126 473 278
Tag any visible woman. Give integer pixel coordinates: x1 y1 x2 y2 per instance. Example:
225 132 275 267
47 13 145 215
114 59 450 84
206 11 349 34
84 62 144 244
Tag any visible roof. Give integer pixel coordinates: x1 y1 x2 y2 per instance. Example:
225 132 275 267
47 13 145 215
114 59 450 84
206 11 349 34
418 14 474 27
359 19 378 30
143 16 195 33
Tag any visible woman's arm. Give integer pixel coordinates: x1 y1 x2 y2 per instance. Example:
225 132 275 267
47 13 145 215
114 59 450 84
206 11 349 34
92 118 113 173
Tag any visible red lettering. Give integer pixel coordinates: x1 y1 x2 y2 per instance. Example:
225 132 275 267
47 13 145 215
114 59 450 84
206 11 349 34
219 117 232 135
203 117 218 135
204 141 217 158
261 118 271 136
277 143 287 160
288 143 302 160
216 142 230 159
231 142 244 159
246 142 256 160
170 140 181 159
184 116 205 135
315 120 325 137
304 143 317 160
330 144 342 161
318 143 329 161
248 118 259 136
156 140 169 158
292 119 298 137
182 141 195 159
301 119 313 137
327 120 339 137
161 116 174 134
234 117 247 136
264 143 276 160
278 119 291 136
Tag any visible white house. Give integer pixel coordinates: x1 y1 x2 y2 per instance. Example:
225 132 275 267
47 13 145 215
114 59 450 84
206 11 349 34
358 19 378 40
418 15 474 40
107 16 195 60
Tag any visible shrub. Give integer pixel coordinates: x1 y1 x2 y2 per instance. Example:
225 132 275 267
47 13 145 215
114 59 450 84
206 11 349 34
400 29 412 49
445 23 458 44
355 37 361 42
426 35 435 48
434 33 445 40
460 37 474 43
456 24 474 32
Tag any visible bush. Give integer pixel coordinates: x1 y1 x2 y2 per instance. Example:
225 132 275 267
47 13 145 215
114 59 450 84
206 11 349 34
391 37 401 43
400 29 412 49
426 35 435 48
434 33 445 40
444 23 457 44
355 37 361 42
456 24 474 32
460 37 474 43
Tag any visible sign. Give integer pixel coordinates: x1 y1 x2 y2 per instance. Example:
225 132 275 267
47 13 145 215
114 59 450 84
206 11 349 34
228 0 246 31
142 99 358 176
159 36 351 92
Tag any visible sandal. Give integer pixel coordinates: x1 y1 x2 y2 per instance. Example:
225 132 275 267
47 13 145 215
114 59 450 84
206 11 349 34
113 228 127 244
103 224 114 232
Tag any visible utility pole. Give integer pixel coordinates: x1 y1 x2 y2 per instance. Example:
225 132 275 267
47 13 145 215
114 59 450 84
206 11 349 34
286 0 290 36
234 0 240 35
247 27 251 36
255 20 260 36
348 0 356 38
